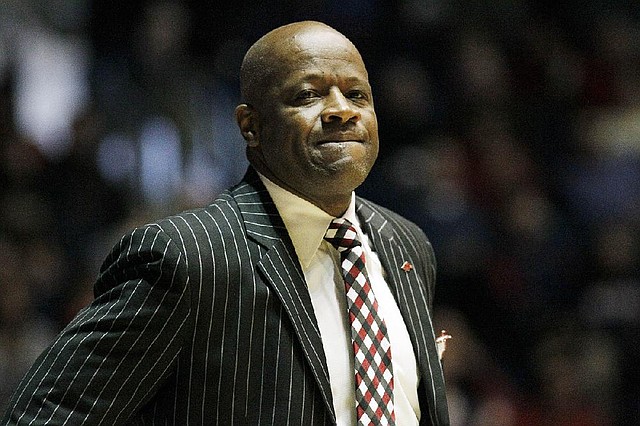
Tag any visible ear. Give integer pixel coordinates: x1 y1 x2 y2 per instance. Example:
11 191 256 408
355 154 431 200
235 104 259 147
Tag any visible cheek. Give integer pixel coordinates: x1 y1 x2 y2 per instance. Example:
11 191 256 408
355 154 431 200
261 121 310 167
281 113 318 149
365 111 379 137
291 111 319 133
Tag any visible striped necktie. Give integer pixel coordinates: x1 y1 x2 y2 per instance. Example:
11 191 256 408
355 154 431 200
325 217 395 425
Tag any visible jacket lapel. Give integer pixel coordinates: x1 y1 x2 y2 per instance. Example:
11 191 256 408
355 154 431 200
356 198 447 425
232 170 336 422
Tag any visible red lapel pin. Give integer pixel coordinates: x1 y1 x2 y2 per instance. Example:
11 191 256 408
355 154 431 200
400 261 413 272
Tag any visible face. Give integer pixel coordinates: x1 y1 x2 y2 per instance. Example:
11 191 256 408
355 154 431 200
240 27 379 214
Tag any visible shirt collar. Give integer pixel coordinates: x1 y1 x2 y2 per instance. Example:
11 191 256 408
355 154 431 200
258 173 358 269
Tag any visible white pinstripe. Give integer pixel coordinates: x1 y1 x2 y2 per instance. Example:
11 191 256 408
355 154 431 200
270 305 284 425
241 217 259 419
217 208 246 422
189 211 216 424
205 213 231 424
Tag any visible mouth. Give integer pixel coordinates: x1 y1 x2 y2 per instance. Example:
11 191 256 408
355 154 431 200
317 140 360 145
316 137 364 146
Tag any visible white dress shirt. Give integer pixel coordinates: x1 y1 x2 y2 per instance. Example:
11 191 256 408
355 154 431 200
259 175 420 426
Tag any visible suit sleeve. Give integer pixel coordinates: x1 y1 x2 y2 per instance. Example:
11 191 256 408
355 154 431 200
2 225 192 425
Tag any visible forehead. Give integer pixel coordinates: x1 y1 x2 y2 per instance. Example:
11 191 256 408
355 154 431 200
273 29 369 82
290 29 358 57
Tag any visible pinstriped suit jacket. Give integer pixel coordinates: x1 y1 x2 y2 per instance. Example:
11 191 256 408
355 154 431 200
3 168 449 425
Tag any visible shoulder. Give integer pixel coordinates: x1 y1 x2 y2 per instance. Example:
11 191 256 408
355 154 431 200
148 175 267 242
97 187 252 289
356 196 436 281
153 191 241 237
356 196 428 243
101 188 246 267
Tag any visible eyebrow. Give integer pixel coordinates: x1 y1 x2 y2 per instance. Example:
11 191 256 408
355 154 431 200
301 72 365 82
287 71 371 89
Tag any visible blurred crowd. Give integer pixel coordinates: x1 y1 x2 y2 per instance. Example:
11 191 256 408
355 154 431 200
1 1 639 424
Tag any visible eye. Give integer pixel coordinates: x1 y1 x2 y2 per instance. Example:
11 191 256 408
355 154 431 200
295 89 319 101
346 90 368 101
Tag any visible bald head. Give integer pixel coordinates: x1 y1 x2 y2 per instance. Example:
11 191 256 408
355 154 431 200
240 21 365 108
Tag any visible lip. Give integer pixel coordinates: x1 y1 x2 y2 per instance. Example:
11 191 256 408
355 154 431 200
317 140 362 145
316 135 365 146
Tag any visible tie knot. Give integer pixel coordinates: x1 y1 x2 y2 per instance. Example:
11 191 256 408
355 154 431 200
324 217 361 252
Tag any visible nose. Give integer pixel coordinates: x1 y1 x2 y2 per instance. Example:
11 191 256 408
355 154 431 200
321 88 361 124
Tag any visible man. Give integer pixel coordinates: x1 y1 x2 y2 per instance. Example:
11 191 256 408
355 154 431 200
3 21 449 425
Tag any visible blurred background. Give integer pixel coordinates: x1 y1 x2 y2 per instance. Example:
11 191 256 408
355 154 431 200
1 0 639 424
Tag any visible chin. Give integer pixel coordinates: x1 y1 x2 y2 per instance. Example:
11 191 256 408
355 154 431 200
326 163 370 190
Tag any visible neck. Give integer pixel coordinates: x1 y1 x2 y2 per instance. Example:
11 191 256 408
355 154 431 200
250 162 351 217
269 175 351 217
